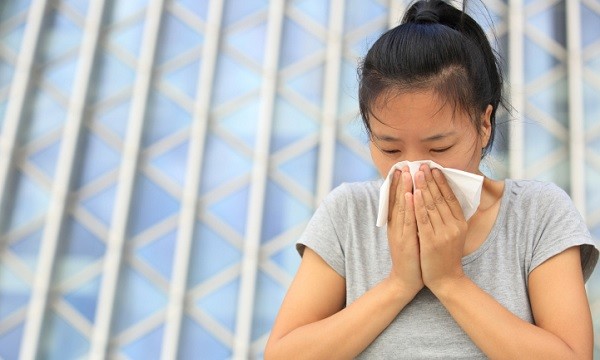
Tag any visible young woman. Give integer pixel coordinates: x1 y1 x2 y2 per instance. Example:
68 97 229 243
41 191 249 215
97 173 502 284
264 0 599 358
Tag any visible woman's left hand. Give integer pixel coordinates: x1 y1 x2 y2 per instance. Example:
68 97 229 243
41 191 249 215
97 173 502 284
413 164 468 293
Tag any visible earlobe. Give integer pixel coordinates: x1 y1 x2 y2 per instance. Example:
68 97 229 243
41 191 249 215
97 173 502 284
480 105 493 147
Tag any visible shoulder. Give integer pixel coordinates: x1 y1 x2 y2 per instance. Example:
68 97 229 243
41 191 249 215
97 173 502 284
505 179 573 210
322 180 382 208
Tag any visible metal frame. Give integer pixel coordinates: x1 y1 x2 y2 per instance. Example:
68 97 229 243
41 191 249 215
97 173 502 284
18 1 107 358
89 1 166 358
508 0 525 179
233 0 285 358
160 0 224 358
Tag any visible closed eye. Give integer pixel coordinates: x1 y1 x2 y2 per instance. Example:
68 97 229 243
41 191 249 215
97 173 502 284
381 149 400 154
431 146 452 153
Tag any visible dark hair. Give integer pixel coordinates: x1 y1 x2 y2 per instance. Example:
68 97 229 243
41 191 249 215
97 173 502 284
358 0 506 157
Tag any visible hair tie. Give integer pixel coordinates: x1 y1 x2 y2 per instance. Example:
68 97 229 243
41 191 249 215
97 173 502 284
414 9 440 23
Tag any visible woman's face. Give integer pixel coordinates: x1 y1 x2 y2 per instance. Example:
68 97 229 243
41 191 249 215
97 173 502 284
368 89 492 178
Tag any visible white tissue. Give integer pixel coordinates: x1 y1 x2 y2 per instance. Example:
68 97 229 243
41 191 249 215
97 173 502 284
376 160 483 227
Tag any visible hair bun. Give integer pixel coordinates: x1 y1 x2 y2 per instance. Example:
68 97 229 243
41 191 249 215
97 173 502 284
414 9 440 23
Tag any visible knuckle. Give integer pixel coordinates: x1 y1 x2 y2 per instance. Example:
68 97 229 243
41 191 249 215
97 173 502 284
445 193 458 203
433 195 445 204
425 202 436 211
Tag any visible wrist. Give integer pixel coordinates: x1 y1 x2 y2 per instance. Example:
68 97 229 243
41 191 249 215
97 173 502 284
427 273 470 301
382 276 422 302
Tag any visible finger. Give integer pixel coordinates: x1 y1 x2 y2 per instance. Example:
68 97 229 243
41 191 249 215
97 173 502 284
432 168 465 221
422 166 453 221
414 168 443 230
403 191 418 239
414 189 434 236
388 170 400 222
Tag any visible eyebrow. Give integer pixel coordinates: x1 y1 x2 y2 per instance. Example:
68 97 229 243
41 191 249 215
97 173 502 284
372 131 457 142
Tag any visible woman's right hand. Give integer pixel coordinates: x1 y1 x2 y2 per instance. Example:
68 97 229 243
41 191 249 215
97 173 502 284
387 169 423 296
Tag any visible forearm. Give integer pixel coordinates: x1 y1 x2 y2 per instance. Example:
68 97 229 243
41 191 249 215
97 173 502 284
432 276 585 359
265 278 417 360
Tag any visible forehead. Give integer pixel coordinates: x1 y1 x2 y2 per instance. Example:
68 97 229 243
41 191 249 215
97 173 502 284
369 90 472 134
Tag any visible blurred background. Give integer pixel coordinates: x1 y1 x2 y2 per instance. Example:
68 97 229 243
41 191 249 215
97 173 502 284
0 0 599 359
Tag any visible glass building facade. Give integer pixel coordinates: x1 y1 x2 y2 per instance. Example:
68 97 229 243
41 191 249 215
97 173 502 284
0 0 599 358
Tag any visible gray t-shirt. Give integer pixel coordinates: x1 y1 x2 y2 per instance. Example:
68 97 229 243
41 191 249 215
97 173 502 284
297 179 599 359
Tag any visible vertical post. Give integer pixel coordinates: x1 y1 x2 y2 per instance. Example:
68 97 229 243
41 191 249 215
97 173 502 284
89 1 165 358
160 0 224 359
232 0 285 358
19 1 107 358
0 0 48 231
316 0 345 204
566 0 586 217
508 0 525 179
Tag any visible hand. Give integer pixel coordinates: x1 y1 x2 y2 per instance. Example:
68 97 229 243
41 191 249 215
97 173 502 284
413 165 468 293
387 168 423 296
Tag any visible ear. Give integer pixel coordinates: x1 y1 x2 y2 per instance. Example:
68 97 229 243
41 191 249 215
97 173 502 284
480 104 493 148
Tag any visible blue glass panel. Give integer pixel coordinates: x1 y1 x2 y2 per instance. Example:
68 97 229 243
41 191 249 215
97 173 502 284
349 26 384 57
532 158 569 189
588 55 600 74
271 243 301 277
21 91 65 143
178 316 231 360
217 101 259 149
164 59 201 99
156 13 203 65
583 82 600 130
581 3 600 48
112 266 167 333
527 2 566 46
137 230 177 281
28 139 61 179
73 131 122 188
81 183 116 226
0 59 13 88
89 52 135 103
285 65 324 107
527 77 568 126
8 228 42 271
196 277 240 331
46 57 78 95
278 146 318 193
55 217 106 283
0 21 25 54
523 118 564 168
0 264 30 321
250 270 286 341
261 180 312 242
142 90 192 146
122 324 163 360
211 53 261 106
176 0 209 21
586 164 600 214
344 0 386 33
270 97 319 153
198 133 252 195
37 9 82 63
112 19 145 58
149 139 189 187
0 322 23 360
0 0 31 21
293 0 329 26
279 17 325 68
109 0 148 24
94 100 131 140
39 312 89 360
7 172 50 231
338 59 359 115
225 21 266 65
333 141 378 187
64 0 89 16
187 223 242 288
222 0 268 27
128 174 180 236
0 99 6 129
208 185 250 235
63 276 101 323
523 37 561 83
342 118 368 144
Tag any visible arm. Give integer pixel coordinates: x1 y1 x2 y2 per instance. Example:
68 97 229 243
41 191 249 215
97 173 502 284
414 165 593 359
432 247 592 359
264 248 417 360
265 169 423 359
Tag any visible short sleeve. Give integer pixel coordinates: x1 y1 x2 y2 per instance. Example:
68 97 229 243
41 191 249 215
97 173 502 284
529 183 599 282
296 184 349 278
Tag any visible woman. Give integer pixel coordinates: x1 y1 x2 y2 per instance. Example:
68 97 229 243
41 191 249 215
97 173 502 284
264 0 599 358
